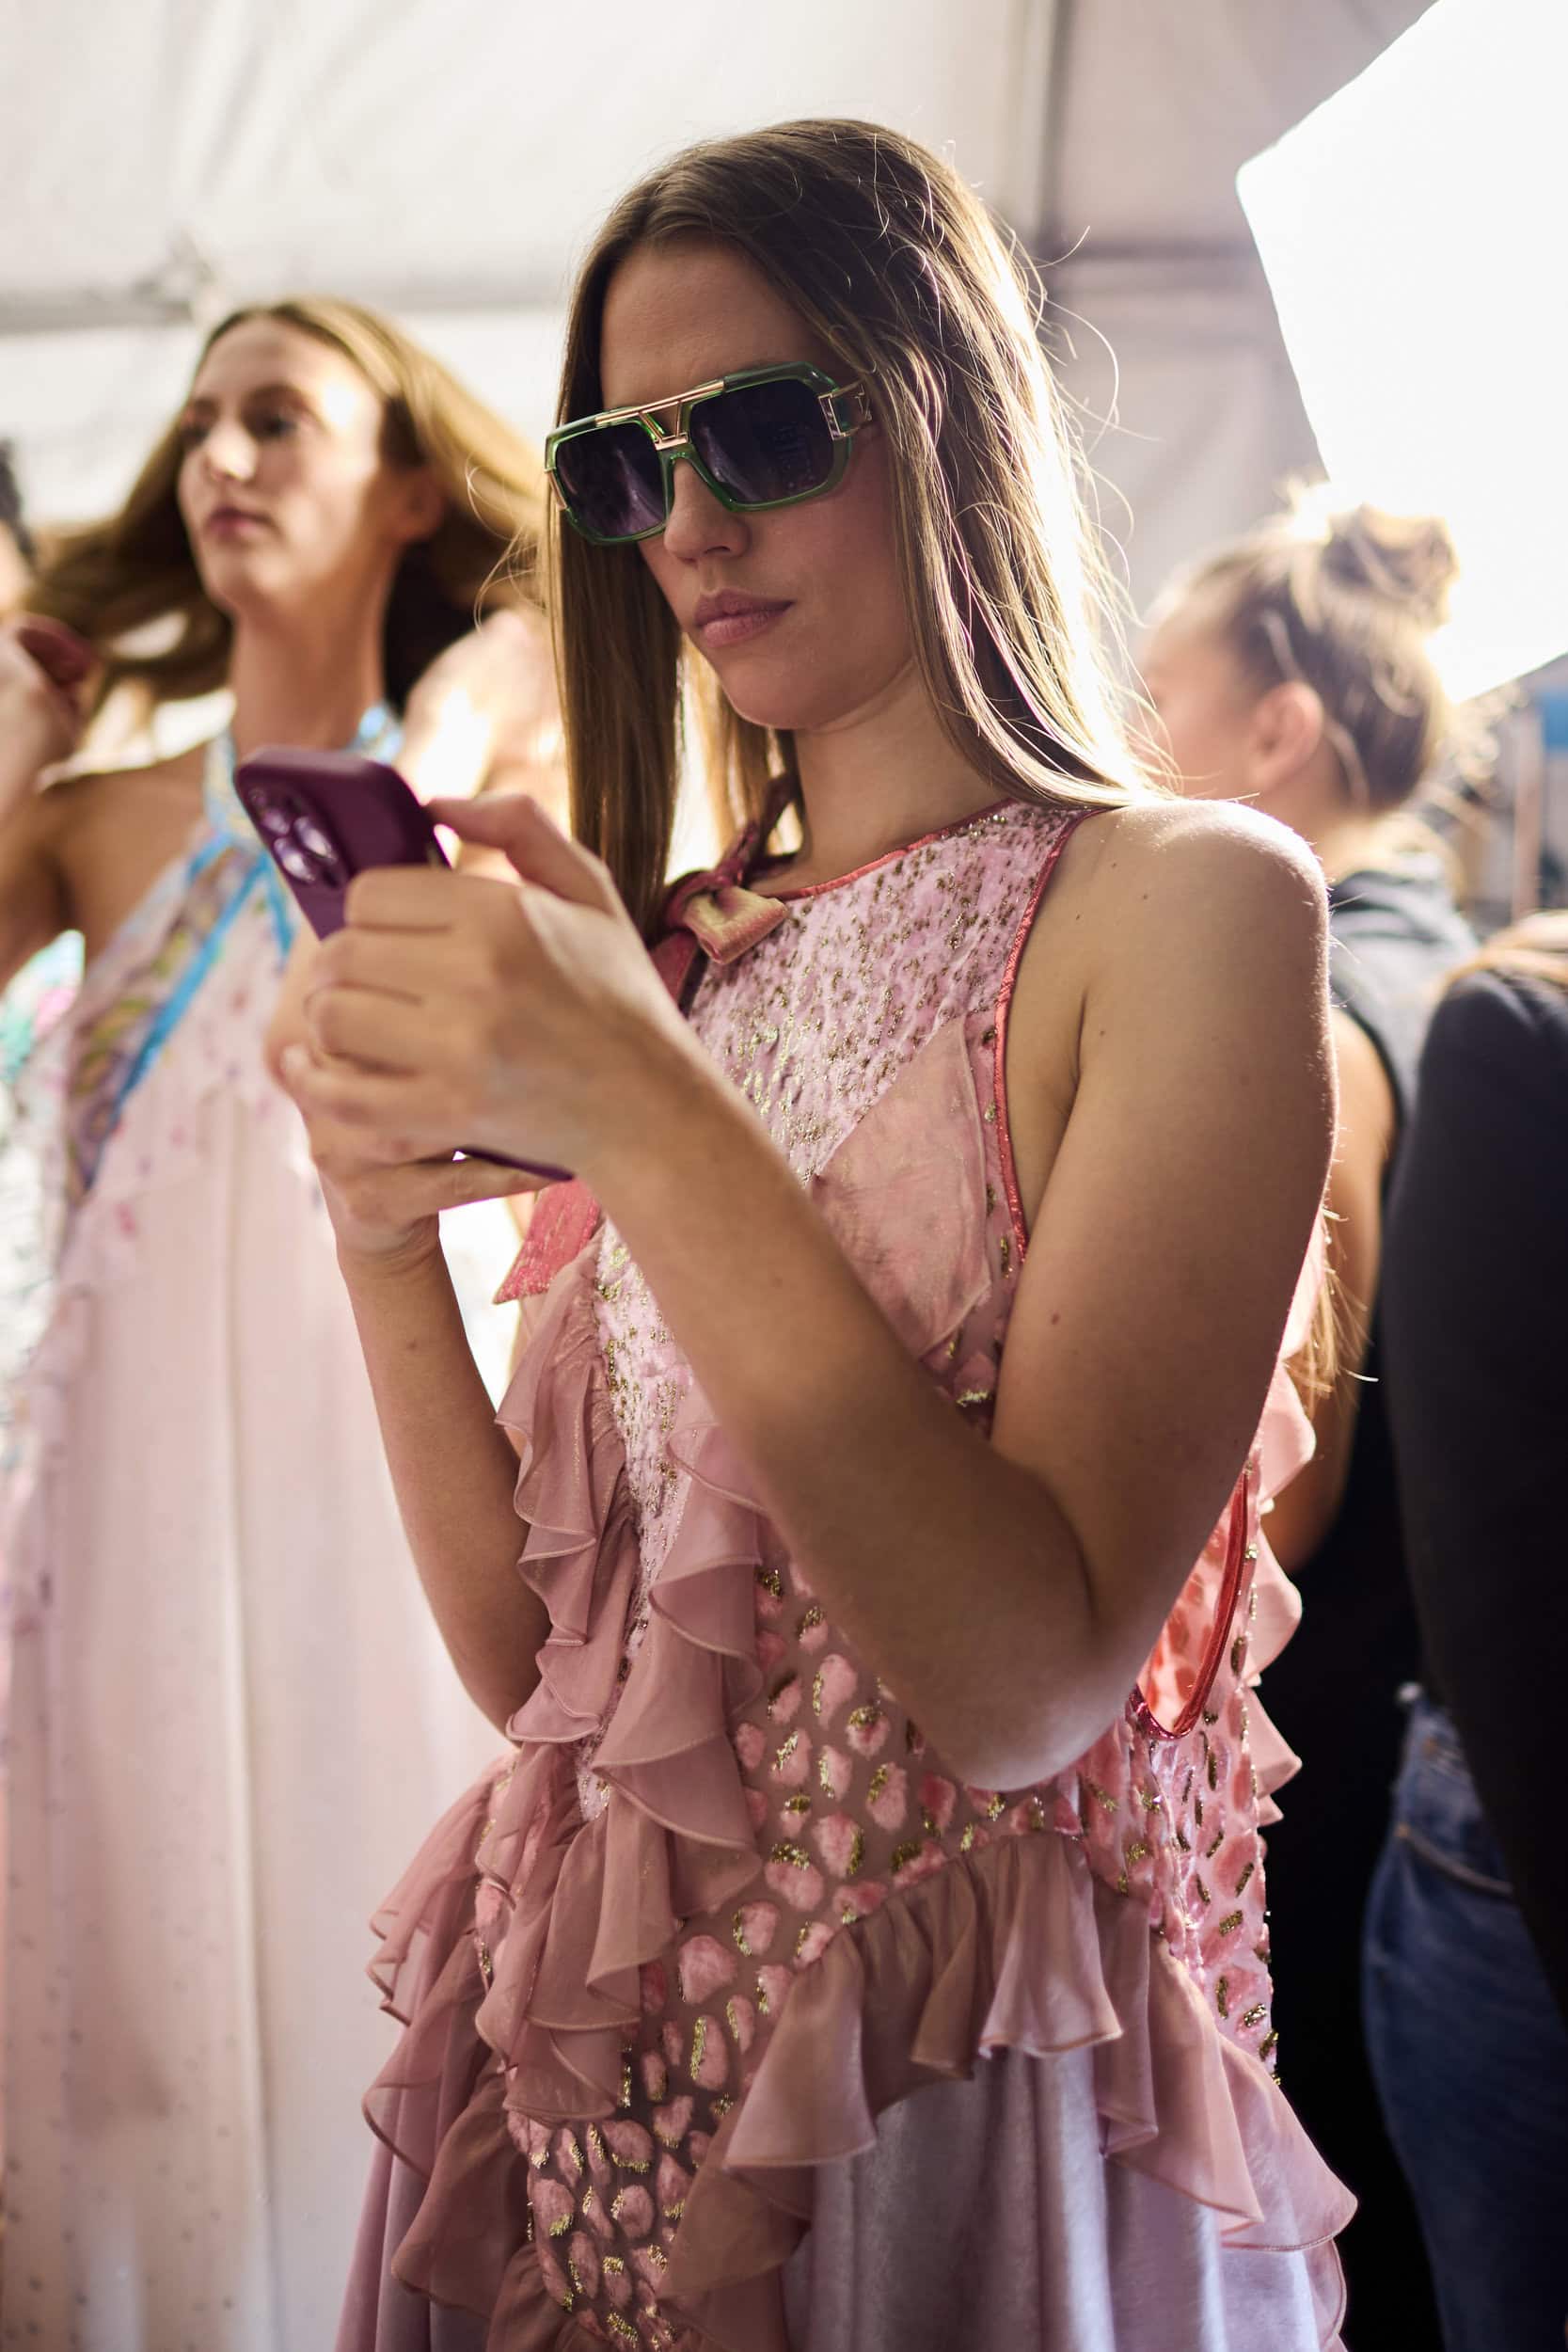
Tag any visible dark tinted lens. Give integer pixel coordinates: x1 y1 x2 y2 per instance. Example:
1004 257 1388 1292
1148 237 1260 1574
690 378 835 505
555 421 665 539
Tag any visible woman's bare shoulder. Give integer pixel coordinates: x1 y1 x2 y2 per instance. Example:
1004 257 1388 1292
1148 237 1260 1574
1064 792 1323 910
42 743 206 830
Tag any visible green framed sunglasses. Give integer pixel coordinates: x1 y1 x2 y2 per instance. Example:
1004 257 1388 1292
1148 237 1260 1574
545 362 873 546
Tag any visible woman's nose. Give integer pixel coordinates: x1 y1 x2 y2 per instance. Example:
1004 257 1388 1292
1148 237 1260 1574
660 453 749 564
201 422 255 485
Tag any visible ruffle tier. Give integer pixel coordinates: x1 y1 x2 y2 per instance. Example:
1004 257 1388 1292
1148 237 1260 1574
351 1240 1349 2350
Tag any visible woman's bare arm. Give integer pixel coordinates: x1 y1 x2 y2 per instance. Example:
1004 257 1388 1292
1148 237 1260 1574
333 1220 548 1731
587 805 1333 1786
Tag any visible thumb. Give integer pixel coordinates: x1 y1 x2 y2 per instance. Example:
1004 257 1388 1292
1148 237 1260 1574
427 791 617 911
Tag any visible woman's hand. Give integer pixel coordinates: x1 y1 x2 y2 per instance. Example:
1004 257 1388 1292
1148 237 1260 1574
0 617 92 806
277 1042 546 1268
399 607 563 817
284 794 697 1190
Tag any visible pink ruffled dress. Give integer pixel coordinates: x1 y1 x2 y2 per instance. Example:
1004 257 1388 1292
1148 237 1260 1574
339 800 1353 2352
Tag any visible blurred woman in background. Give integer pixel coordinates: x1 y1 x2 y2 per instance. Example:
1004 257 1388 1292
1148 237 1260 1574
0 299 558 2350
1364 913 1568 2352
1142 500 1474 2344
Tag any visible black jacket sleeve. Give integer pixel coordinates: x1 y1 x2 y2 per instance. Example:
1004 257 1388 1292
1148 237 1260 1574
1380 970 1568 2025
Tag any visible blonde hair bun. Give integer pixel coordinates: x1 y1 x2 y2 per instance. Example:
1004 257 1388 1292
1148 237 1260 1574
1321 504 1459 633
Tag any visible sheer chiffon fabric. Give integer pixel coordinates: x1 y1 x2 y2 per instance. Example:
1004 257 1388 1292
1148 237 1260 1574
341 803 1351 2350
0 824 508 2349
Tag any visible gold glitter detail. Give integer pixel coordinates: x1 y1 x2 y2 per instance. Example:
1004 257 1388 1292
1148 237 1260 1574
690 2017 709 2075
569 2255 590 2296
985 1791 1006 1820
956 1387 995 1408
547 2206 571 2238
890 1838 925 1872
796 1921 817 1957
986 1183 997 1211
1216 1910 1244 1937
1241 2003 1268 2030
1176 1825 1190 1851
711 2094 733 2119
981 1025 997 1046
846 1702 883 1733
1206 1828 1225 1859
845 1827 864 1876
603 2257 626 2279
609 2316 639 2344
1195 1876 1212 1906
775 1732 800 1771
1085 1780 1118 1814
647 2245 668 2271
476 1941 494 1990
783 1793 814 1817
984 1102 998 1123
1202 1708 1220 1727
812 1670 828 1715
1140 1788 1164 1812
755 1974 770 2015
587 2126 609 2170
1259 2029 1278 2063
529 2141 549 2170
755 1564 783 1598
959 1822 978 1851
620 2058 633 2109
726 1999 748 2042
1244 1543 1259 1564
1207 1747 1219 1792
1216 1975 1229 2018
866 1765 891 1804
1231 1635 1246 1677
770 1840 812 1869
1124 1838 1149 1867
1234 1859 1255 1896
733 1909 753 1955
798 1604 825 1638
999 1234 1012 1278
1195 1794 1205 1829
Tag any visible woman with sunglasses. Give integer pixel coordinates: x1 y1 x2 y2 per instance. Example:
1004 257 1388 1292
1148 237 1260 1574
293 124 1351 2350
0 301 559 2350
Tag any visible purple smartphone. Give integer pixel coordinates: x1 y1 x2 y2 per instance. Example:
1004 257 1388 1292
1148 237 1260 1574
235 746 569 1181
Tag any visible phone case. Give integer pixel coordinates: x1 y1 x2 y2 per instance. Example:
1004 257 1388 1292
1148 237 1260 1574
233 746 449 939
234 745 570 1183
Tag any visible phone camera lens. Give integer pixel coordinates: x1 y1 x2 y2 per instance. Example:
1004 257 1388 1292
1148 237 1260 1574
295 817 336 861
259 804 292 836
277 839 319 883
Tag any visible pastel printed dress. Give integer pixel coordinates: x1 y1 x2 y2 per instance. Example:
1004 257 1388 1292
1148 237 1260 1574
340 800 1353 2352
0 738 508 2350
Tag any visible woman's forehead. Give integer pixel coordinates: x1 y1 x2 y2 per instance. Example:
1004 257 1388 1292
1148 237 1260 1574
189 318 373 415
598 241 833 409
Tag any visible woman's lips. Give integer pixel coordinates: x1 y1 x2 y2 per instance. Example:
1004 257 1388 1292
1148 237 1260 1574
693 595 792 649
203 508 270 540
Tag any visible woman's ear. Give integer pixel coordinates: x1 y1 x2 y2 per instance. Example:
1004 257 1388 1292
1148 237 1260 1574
392 466 447 548
1243 678 1327 796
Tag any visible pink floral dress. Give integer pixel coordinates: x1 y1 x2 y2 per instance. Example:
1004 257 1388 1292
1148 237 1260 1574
340 799 1351 2352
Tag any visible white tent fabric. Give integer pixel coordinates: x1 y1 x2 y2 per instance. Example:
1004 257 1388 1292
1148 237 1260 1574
2 0 1432 617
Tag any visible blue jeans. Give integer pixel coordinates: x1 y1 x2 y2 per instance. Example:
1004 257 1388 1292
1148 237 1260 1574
1363 1692 1568 2352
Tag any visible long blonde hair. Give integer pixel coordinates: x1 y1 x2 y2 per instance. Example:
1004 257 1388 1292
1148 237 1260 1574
548 119 1152 935
29 296 546 716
